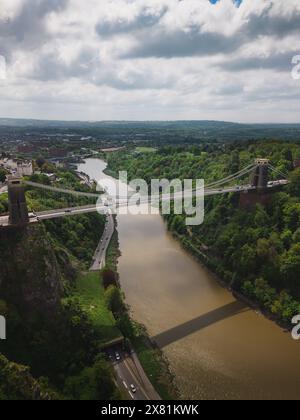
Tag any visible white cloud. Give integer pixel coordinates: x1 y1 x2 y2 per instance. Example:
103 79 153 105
0 0 299 122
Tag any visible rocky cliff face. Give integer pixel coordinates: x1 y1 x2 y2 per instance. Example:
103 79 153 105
0 354 55 400
0 223 64 316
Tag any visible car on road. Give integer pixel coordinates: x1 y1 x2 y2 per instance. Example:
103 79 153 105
115 352 121 361
130 384 137 393
65 209 72 213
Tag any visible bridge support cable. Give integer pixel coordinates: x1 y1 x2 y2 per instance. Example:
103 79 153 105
204 164 256 188
267 164 289 180
24 181 102 199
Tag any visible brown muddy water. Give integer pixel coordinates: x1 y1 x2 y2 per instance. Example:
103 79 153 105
78 158 300 400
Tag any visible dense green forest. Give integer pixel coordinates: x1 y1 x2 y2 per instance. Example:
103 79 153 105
107 140 300 324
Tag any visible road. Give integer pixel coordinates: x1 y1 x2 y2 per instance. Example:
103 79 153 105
107 348 161 401
36 204 100 220
90 211 114 271
0 180 288 227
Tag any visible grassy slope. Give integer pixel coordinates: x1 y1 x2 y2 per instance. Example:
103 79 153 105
74 272 122 345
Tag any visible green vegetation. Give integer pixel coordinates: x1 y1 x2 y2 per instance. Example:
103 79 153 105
26 170 97 213
0 168 7 183
135 147 157 154
107 140 300 325
0 224 121 400
0 353 58 400
132 336 178 400
0 163 121 400
44 214 105 267
74 272 121 344
24 166 105 267
0 193 8 214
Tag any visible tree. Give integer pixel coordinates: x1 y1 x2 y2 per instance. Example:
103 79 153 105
280 244 300 292
283 203 300 231
104 286 124 314
102 269 117 289
288 168 300 197
36 157 46 168
64 356 118 400
0 169 7 183
238 244 257 275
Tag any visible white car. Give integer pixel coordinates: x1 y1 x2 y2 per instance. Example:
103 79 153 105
115 352 121 361
130 384 137 393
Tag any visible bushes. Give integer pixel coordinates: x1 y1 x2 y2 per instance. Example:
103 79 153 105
242 278 300 322
104 285 125 314
64 355 119 400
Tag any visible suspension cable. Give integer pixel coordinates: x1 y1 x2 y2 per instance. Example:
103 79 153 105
24 181 102 198
267 164 288 180
204 163 256 189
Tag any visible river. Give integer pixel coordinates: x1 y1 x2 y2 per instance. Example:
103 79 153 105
78 158 300 400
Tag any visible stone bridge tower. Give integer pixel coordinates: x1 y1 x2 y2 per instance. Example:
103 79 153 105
251 159 269 190
8 176 29 225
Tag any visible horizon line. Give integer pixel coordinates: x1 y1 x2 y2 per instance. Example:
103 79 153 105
1 116 300 126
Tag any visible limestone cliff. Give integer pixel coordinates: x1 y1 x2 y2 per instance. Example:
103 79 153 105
0 223 65 315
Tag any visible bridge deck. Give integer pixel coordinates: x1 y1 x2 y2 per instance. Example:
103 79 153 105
0 179 288 228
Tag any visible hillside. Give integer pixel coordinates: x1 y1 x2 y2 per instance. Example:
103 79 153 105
0 222 119 400
106 140 300 325
0 354 56 400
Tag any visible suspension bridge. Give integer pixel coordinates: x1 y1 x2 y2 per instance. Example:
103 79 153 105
0 159 288 228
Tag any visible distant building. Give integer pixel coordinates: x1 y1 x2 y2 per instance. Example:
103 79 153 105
44 173 56 182
0 158 33 177
48 148 68 158
17 144 35 153
16 161 33 177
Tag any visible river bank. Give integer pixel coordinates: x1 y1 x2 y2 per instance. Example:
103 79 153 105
78 157 300 401
77 160 178 399
171 230 295 332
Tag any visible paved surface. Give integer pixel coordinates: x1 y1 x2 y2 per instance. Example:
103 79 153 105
0 212 38 227
107 348 161 401
90 211 114 271
0 180 288 227
36 204 100 220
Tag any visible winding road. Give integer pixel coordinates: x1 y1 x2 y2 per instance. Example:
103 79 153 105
90 211 114 271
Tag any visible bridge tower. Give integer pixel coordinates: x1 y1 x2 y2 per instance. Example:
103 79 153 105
251 159 269 190
8 176 29 225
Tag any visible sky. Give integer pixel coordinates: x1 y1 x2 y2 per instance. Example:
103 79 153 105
0 0 300 123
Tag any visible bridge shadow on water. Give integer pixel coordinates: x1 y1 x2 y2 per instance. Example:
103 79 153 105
152 300 249 348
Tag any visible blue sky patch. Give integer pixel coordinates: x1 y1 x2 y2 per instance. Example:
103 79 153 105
209 0 243 6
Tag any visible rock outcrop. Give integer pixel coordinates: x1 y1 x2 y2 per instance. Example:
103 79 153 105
0 224 64 316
